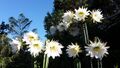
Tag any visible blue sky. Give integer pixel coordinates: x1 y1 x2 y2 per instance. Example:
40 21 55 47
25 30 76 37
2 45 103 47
0 0 54 40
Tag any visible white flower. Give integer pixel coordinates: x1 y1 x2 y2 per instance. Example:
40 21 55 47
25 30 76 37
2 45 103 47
28 40 43 57
85 38 109 59
50 26 57 35
23 31 38 44
57 22 69 32
69 26 79 37
91 10 103 23
75 7 90 21
45 40 64 59
62 11 75 23
10 39 21 53
66 43 82 58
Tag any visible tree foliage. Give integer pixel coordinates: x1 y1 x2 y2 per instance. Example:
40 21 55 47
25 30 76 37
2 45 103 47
9 13 32 39
0 22 12 68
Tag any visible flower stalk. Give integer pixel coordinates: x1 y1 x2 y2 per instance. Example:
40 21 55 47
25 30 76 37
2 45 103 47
77 60 81 68
99 59 103 68
34 61 37 68
74 58 81 68
45 55 49 68
42 54 46 68
97 59 103 68
83 22 89 44
42 54 49 68
82 22 93 68
90 58 93 68
97 59 100 68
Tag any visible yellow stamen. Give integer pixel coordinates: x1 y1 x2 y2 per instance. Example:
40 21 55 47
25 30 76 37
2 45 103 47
50 46 57 52
34 44 39 48
93 46 100 52
79 12 84 16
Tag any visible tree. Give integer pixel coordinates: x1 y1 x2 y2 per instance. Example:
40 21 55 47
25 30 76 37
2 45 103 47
0 22 12 68
9 13 32 39
6 13 34 68
0 14 35 68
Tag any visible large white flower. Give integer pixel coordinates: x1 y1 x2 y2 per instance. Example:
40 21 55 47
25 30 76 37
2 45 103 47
75 7 90 21
66 43 82 58
85 38 109 59
10 39 21 53
57 22 69 32
23 31 38 44
49 26 57 35
62 11 75 23
91 10 103 23
45 40 64 59
28 40 43 57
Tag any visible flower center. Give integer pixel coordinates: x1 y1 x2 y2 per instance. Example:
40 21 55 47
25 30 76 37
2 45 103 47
79 12 84 16
29 35 35 41
50 46 57 52
34 44 39 48
93 14 97 17
71 47 79 54
75 47 79 52
93 46 100 52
